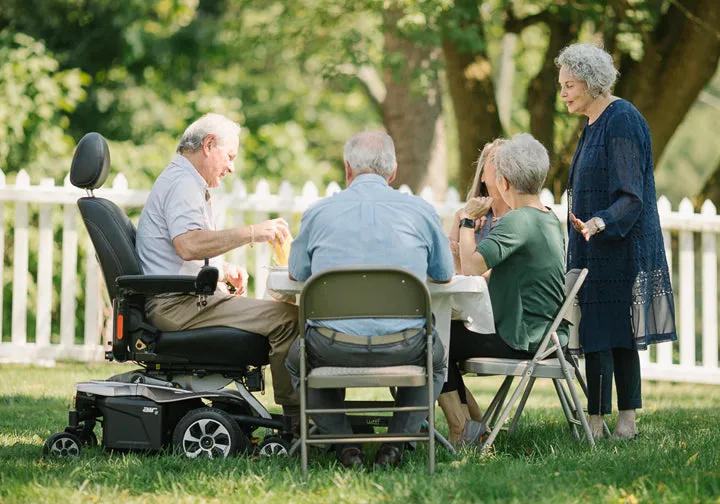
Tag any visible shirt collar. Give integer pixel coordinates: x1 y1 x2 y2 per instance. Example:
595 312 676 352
349 173 389 188
172 154 209 191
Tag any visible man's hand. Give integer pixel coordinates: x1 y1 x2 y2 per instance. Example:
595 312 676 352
253 218 290 244
224 263 248 295
464 196 493 220
569 213 599 242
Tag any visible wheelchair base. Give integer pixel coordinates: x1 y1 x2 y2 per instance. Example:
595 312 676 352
45 369 292 459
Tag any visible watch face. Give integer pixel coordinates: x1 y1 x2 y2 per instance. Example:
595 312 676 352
460 218 475 228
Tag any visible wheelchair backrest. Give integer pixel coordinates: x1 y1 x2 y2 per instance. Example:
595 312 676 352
70 133 144 302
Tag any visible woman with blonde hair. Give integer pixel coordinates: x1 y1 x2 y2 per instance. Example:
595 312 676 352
440 138 512 444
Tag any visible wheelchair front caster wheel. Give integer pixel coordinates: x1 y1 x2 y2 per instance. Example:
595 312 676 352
43 432 82 458
258 436 290 457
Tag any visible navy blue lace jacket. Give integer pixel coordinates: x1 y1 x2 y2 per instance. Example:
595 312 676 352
567 99 677 353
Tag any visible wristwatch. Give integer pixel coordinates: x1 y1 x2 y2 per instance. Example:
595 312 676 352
459 218 475 229
593 216 606 233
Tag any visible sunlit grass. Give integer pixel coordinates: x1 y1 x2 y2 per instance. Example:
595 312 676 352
1 362 719 503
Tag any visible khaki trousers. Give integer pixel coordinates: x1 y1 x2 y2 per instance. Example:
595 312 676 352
147 293 299 406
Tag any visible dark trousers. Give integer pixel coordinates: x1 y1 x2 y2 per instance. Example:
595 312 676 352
441 320 534 394
585 348 642 415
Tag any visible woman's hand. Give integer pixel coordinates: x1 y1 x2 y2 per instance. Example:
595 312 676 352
569 213 600 242
464 196 493 220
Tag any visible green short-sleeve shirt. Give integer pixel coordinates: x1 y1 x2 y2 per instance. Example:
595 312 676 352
476 207 568 352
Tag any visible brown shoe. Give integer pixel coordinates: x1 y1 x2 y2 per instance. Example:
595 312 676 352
373 444 403 469
338 445 364 469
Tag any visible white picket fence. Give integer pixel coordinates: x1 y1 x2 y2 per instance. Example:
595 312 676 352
1 169 718 384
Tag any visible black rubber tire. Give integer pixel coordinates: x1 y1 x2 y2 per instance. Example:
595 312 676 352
257 436 291 457
172 408 248 459
43 432 82 458
76 429 98 447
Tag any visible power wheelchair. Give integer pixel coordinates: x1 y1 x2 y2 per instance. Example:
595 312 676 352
43 133 292 459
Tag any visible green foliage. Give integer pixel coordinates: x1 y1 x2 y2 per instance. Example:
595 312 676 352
0 31 88 179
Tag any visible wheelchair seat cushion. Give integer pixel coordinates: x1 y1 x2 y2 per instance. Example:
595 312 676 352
153 326 270 367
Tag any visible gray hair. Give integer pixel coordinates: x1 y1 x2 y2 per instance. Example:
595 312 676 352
555 43 619 98
176 113 241 154
494 133 549 195
343 131 396 179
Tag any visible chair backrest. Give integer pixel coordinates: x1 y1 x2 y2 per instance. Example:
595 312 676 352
298 266 433 333
70 133 144 301
535 268 588 355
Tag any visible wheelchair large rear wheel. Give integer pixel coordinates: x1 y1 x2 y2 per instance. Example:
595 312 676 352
172 408 249 459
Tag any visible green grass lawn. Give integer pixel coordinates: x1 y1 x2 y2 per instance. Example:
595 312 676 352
1 362 719 503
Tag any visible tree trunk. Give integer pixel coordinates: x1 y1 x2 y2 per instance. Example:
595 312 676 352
381 8 446 198
441 0 502 196
615 0 720 165
527 18 577 186
696 156 720 209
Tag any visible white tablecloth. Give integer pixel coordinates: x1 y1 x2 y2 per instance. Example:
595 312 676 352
266 270 494 361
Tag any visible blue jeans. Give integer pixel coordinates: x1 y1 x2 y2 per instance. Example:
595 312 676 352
285 326 446 446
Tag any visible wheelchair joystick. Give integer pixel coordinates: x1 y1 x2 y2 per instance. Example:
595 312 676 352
195 257 219 300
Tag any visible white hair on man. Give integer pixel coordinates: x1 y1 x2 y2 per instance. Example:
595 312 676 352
176 113 241 154
494 133 549 195
343 131 397 179
554 43 619 98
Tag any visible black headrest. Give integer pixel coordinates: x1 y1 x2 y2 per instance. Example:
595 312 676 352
70 132 111 190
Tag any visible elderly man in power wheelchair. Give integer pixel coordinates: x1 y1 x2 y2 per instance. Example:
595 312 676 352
44 114 299 459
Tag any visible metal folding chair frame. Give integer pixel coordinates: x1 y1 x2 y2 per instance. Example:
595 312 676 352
462 268 596 454
297 266 440 478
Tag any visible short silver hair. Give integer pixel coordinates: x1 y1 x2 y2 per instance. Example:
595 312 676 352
176 113 241 154
555 43 619 98
343 131 396 179
494 133 549 195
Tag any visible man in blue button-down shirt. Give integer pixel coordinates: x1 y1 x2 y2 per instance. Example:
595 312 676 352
286 131 454 469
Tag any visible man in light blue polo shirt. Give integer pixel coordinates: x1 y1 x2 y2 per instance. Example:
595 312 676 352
135 113 300 423
286 131 454 469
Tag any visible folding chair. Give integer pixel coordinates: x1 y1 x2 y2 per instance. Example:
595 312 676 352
461 268 594 453
297 266 437 478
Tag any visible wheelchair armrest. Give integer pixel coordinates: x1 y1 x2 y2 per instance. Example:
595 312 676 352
116 267 219 296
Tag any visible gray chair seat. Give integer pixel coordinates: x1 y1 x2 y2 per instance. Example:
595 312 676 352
463 358 565 379
308 365 426 388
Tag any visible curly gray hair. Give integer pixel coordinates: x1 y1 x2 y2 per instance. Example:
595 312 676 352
176 113 241 154
494 133 549 195
555 43 619 98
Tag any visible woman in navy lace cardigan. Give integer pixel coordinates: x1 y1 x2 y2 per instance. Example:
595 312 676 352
556 43 677 440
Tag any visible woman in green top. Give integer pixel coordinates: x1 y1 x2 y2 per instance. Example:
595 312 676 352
440 133 568 445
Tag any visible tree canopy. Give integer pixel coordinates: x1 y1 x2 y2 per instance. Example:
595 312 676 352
1 0 718 206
